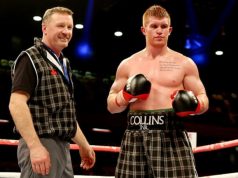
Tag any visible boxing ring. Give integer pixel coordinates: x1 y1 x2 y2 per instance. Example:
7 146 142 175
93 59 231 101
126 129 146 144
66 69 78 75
0 138 238 178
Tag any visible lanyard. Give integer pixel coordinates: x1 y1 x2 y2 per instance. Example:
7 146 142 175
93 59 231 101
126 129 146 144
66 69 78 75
46 47 70 82
42 43 70 82
59 58 70 82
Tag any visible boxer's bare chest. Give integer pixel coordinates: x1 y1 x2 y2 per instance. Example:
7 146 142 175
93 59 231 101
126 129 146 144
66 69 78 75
128 57 185 87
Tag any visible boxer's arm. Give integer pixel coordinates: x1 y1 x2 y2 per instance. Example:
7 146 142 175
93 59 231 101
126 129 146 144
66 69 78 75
183 57 209 114
195 91 209 114
107 60 131 113
107 80 128 114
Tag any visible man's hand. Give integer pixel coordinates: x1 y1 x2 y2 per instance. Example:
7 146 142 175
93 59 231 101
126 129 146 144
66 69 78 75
79 146 96 170
30 144 51 175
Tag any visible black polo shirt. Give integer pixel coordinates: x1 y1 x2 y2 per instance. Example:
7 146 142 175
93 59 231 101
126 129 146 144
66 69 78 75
11 53 36 96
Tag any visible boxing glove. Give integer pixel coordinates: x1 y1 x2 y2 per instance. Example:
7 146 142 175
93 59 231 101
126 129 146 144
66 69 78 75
123 74 151 103
171 90 201 117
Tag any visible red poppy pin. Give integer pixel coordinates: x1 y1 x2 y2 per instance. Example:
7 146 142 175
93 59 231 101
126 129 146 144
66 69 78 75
51 69 58 75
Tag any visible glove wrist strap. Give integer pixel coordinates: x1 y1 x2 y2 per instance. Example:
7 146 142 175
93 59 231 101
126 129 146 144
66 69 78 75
115 90 128 107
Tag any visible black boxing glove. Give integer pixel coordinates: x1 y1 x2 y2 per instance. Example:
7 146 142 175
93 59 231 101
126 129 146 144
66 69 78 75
123 74 151 103
171 90 201 117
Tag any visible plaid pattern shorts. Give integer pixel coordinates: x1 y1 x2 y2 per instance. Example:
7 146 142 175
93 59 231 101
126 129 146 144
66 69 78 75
115 109 198 178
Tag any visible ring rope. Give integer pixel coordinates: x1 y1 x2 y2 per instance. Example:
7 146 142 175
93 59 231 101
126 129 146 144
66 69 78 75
1 138 238 178
192 139 238 153
1 138 238 153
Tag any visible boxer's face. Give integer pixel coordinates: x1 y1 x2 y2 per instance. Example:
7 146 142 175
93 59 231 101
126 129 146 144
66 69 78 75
141 16 172 47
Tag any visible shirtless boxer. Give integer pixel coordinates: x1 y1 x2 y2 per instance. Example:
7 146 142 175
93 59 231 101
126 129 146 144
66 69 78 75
107 4 209 178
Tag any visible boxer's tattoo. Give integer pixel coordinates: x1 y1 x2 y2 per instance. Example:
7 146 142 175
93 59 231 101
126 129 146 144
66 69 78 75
159 60 181 71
